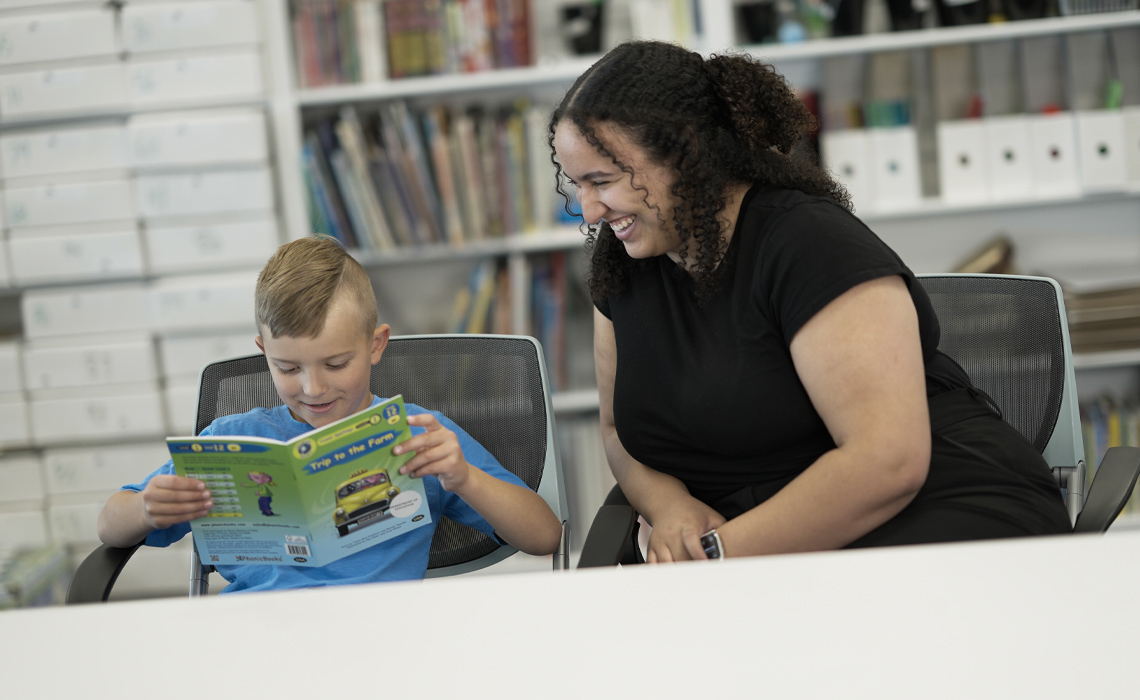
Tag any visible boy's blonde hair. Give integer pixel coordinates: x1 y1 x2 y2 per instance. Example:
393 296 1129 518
255 236 377 339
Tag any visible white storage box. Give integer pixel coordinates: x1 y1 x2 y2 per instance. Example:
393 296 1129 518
121 1 260 53
0 64 129 117
983 115 1034 201
1027 112 1080 198
1125 107 1140 184
164 378 198 436
821 129 875 214
43 442 169 496
22 334 158 391
869 126 923 211
1075 110 1130 192
0 397 31 450
148 271 258 333
0 454 44 504
21 283 149 339
3 177 135 228
0 508 48 553
8 228 144 285
158 331 257 380
128 109 268 168
0 241 10 288
30 386 166 444
0 341 21 394
0 124 127 180
46 498 103 545
145 218 278 274
127 50 264 107
936 120 989 204
0 9 118 66
136 168 273 220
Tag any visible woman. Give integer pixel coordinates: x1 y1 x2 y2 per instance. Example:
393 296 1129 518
549 41 1071 562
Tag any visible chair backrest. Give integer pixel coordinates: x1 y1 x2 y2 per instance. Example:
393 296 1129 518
195 334 569 575
917 274 1085 472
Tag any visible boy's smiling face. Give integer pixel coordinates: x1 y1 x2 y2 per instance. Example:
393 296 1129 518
256 294 388 429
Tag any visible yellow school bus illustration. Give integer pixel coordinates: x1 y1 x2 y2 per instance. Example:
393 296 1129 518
334 468 401 537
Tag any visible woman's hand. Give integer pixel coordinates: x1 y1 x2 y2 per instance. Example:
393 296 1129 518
644 495 726 563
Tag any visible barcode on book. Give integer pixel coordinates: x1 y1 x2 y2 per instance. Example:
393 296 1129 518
287 544 311 556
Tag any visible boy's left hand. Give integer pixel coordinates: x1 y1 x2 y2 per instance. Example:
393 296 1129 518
394 413 471 493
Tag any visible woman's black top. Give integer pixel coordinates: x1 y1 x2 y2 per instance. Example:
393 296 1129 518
597 186 1070 541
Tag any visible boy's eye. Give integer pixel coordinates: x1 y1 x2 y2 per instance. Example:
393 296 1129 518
328 362 348 370
276 366 298 375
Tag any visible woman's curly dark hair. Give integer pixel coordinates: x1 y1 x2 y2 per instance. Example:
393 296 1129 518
548 40 850 302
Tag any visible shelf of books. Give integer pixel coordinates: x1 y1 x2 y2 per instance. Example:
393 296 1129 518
742 10 1140 64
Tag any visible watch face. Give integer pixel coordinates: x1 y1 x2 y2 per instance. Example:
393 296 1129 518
700 532 721 559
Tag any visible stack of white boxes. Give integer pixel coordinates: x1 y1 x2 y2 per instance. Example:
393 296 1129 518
0 1 280 599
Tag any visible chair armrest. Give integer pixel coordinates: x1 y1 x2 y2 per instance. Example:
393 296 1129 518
1073 446 1140 534
577 484 645 568
65 542 145 605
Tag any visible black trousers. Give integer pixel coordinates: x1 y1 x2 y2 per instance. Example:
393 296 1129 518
709 388 1073 548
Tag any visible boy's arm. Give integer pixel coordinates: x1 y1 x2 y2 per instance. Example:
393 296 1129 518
395 413 562 555
98 475 213 548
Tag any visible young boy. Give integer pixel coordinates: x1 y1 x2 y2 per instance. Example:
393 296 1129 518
98 236 562 593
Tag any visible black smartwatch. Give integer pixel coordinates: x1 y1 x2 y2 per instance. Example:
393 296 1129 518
700 529 725 560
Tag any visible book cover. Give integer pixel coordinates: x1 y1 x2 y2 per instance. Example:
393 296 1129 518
169 396 430 567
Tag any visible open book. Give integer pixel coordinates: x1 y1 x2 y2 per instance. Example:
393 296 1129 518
168 395 430 567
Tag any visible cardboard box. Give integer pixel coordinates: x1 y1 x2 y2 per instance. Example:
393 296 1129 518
821 129 875 214
158 331 257 380
136 168 273 220
0 341 21 394
22 334 158 391
1028 112 1080 198
0 123 127 180
1074 110 1130 192
148 271 258 333
30 386 166 444
0 509 48 553
21 283 149 339
0 8 118 66
8 228 144 285
3 177 135 227
127 50 264 107
145 218 279 275
0 64 129 117
0 397 31 450
869 126 923 211
936 120 989 204
164 379 198 436
121 1 260 53
983 115 1034 201
128 109 268 168
43 442 169 496
0 454 44 504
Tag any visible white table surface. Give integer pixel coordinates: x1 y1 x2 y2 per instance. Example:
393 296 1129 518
3 530 1139 699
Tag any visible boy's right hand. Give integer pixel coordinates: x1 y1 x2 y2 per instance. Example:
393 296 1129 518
139 475 213 530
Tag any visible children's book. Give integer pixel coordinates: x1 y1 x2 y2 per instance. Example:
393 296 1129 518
167 396 430 567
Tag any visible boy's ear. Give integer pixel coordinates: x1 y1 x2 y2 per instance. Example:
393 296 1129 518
370 324 391 365
255 336 265 354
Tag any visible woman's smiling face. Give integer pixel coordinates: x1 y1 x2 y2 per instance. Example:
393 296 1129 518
554 120 692 266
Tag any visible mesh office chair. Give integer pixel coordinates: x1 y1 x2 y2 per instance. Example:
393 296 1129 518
67 335 570 603
578 274 1140 567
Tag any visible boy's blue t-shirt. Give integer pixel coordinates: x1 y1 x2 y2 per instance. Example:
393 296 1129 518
121 397 526 594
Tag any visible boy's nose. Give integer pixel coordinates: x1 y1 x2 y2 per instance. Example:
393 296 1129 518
303 371 327 397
